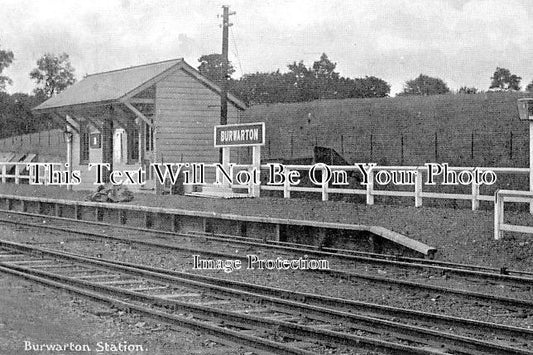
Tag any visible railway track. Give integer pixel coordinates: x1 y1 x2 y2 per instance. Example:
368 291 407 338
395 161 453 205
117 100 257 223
1 239 531 355
1 208 531 279
0 210 532 311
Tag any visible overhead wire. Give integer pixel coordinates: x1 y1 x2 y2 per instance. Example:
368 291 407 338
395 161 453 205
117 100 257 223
230 25 244 77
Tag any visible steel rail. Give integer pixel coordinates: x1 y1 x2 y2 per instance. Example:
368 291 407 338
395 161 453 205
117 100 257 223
0 215 532 309
0 257 450 355
1 239 531 355
0 264 311 355
1 210 532 283
97 254 533 341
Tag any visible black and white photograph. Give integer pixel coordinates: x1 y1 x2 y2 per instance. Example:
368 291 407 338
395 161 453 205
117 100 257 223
0 0 532 354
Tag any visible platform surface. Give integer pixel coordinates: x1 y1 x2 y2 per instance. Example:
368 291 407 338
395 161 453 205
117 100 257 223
0 183 532 270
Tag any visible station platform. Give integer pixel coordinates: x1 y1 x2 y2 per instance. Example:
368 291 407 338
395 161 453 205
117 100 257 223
0 183 530 270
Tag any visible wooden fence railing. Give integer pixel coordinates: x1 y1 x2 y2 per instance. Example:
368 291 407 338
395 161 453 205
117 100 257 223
0 162 64 185
494 190 533 240
1 162 531 215
224 164 529 211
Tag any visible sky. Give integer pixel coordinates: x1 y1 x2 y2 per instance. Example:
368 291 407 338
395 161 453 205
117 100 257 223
0 0 532 96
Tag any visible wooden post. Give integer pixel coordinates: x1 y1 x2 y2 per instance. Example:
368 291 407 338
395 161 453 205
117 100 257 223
250 146 260 197
471 180 480 211
366 169 374 205
102 108 114 183
283 168 291 199
321 165 328 201
14 165 19 184
138 119 145 165
530 121 533 214
494 190 503 240
1 165 6 183
400 134 404 164
414 168 423 207
222 147 231 187
65 125 73 191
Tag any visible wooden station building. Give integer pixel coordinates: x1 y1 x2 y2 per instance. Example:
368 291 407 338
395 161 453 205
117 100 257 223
33 58 247 193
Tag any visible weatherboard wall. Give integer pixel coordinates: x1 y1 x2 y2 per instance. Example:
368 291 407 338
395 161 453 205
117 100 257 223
154 67 244 182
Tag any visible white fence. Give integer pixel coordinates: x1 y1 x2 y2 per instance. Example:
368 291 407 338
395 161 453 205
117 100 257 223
1 162 531 214
0 162 65 185
494 190 533 240
224 164 529 211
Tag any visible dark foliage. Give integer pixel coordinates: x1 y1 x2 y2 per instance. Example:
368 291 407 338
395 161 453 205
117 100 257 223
199 53 390 105
198 53 235 87
399 74 450 96
457 86 479 94
489 67 521 91
0 92 50 138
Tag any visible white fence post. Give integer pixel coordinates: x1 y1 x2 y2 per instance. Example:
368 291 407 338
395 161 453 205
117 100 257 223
414 168 423 207
14 165 20 184
366 169 374 205
1 164 5 183
472 181 480 211
494 190 503 240
283 168 290 199
321 166 328 201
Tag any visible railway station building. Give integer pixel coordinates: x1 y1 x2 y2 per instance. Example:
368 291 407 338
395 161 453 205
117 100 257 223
32 58 247 193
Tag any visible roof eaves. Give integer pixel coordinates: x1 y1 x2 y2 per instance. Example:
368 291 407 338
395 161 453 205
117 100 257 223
32 99 118 115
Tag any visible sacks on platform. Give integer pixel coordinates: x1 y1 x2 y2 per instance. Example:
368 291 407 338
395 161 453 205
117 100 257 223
85 183 134 203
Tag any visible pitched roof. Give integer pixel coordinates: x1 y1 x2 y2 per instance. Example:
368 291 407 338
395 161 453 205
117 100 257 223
33 58 246 113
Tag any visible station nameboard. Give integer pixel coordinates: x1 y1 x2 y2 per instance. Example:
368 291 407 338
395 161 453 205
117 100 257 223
214 122 265 147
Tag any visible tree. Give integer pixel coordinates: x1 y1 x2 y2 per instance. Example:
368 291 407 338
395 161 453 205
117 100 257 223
231 70 291 105
197 53 235 86
0 46 14 91
400 74 450 96
489 67 521 91
29 53 76 99
228 53 391 104
457 86 478 94
526 80 533 93
312 53 338 79
352 76 391 98
286 60 316 101
311 53 341 99
0 92 46 137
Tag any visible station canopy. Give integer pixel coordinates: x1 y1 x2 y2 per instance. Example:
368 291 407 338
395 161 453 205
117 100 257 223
32 58 246 132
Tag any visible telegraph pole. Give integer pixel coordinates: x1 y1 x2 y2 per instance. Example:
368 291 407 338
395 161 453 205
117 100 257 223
220 5 234 126
219 5 234 163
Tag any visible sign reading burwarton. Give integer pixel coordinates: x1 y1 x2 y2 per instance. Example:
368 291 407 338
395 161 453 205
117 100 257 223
214 122 265 147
